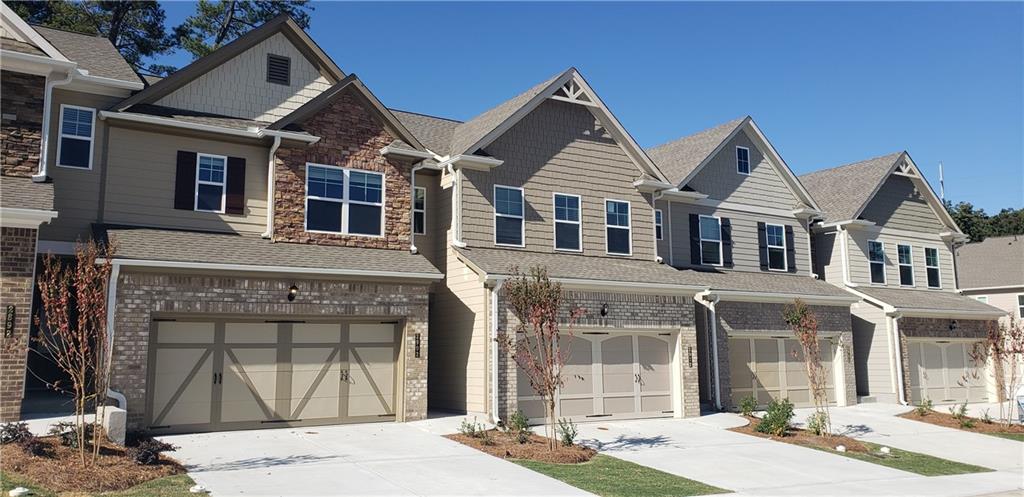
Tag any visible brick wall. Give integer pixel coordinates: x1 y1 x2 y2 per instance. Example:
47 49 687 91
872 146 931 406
897 316 995 403
0 227 38 421
110 270 430 428
1 71 45 178
273 88 414 249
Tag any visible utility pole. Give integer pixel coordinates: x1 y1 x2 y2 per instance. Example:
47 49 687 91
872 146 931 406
939 162 945 202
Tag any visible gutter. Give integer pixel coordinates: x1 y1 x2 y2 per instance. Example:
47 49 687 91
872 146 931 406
261 135 282 238
98 258 444 280
838 224 858 288
99 111 321 144
33 70 74 182
490 277 506 424
105 261 127 409
434 155 504 249
408 161 443 254
696 290 723 410
889 312 908 406
705 289 858 306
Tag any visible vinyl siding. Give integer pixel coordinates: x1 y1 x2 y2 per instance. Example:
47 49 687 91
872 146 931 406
961 289 1023 326
814 230 845 284
413 170 443 269
684 130 800 209
655 199 672 263
851 301 896 400
860 175 946 233
846 229 956 291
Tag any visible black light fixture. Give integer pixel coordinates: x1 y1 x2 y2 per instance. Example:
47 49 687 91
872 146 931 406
288 284 298 302
600 304 609 317
949 320 959 331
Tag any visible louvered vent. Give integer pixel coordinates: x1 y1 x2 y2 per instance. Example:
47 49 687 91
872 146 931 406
266 54 291 85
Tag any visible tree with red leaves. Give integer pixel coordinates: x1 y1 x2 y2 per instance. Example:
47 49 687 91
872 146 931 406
783 299 832 436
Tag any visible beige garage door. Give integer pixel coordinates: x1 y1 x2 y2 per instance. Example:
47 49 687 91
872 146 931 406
729 336 836 408
147 320 399 433
907 340 988 405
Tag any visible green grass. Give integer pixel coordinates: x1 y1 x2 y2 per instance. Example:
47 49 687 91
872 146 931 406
986 432 1024 442
514 454 729 497
0 471 195 497
814 441 993 476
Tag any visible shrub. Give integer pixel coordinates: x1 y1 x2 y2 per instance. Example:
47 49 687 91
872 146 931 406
480 428 495 446
807 411 830 436
755 398 794 437
914 399 933 416
981 409 993 424
127 438 177 466
20 436 52 458
949 402 975 429
48 421 96 448
556 418 578 447
0 422 32 445
458 417 481 438
739 395 758 417
505 410 532 444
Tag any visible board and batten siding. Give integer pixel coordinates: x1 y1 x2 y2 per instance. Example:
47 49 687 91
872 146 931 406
102 126 269 233
860 175 946 233
850 301 896 400
846 228 955 291
460 100 656 260
684 130 800 209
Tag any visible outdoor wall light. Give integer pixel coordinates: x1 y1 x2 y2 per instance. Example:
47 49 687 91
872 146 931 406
288 284 298 302
949 320 959 331
600 304 609 317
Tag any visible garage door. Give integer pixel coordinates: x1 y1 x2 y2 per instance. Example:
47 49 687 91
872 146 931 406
728 336 836 408
517 333 675 422
147 320 399 433
907 340 988 405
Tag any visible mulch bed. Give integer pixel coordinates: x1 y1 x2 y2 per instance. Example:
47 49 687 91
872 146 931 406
729 415 871 453
899 409 1024 435
0 437 185 493
447 429 596 464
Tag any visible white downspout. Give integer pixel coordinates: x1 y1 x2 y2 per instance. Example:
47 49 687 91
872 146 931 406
448 163 466 248
105 261 126 409
666 200 674 267
490 278 506 424
697 290 722 410
839 225 857 287
653 190 665 263
33 70 75 182
261 135 282 239
890 312 908 405
806 220 818 278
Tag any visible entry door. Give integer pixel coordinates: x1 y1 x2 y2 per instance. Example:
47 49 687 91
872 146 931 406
907 340 987 404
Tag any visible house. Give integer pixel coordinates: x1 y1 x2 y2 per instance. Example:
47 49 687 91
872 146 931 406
801 152 1006 406
957 235 1023 325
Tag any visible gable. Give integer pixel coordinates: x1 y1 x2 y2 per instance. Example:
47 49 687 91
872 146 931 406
859 174 946 232
684 129 800 209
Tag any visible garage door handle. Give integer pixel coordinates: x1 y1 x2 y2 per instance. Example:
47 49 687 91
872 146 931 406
340 369 350 382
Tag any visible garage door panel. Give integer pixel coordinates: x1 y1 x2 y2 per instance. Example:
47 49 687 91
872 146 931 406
637 336 671 393
290 347 341 420
641 395 670 413
603 396 635 415
561 336 594 396
225 323 278 343
152 348 213 426
156 322 215 343
221 348 278 422
559 398 594 417
293 324 342 343
909 340 988 405
348 344 396 418
729 339 753 387
729 336 837 409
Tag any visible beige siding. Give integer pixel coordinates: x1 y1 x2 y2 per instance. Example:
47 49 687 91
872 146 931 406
851 301 896 400
654 199 671 263
860 175 946 233
961 289 1022 326
155 33 331 122
460 100 656 260
413 171 444 269
102 126 269 233
685 130 800 209
814 230 844 284
847 229 956 290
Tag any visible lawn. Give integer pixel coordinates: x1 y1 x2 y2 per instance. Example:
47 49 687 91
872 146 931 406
987 432 1024 442
816 441 993 477
514 454 729 497
0 471 195 497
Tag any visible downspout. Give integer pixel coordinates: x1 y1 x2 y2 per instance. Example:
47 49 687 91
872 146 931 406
261 135 282 239
890 311 908 405
806 219 818 278
105 261 126 409
838 225 857 287
697 290 723 410
447 163 466 248
490 277 506 424
410 161 428 253
653 190 665 263
33 70 75 182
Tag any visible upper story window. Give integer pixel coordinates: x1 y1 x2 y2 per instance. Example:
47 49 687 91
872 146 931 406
766 224 786 271
1017 294 1024 318
897 244 914 286
736 146 750 175
305 164 384 236
868 240 886 284
267 54 291 85
494 185 524 247
699 215 723 266
57 105 94 169
654 209 664 240
553 193 581 252
413 187 426 235
605 200 631 255
195 154 227 213
973 295 988 304
924 247 941 288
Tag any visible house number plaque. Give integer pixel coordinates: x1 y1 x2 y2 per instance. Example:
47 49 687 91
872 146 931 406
4 305 15 337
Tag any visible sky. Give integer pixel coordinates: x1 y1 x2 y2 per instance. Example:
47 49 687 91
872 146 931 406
158 1 1023 213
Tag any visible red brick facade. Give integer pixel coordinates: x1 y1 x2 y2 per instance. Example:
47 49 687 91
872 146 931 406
1 71 45 178
0 227 38 421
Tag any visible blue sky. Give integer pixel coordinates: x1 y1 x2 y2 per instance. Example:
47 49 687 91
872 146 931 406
158 2 1023 212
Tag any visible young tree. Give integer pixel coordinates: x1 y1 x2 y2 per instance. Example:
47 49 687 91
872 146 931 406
495 266 584 450
783 299 832 437
966 316 1024 426
174 0 313 59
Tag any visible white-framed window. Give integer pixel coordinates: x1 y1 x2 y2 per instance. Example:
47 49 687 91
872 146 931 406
699 215 723 266
897 244 914 286
924 247 941 288
195 153 227 213
1017 294 1024 318
654 209 663 241
605 199 631 255
766 223 787 271
57 104 95 169
973 295 989 304
413 187 426 235
736 146 750 175
553 193 581 252
305 164 385 236
494 185 524 247
868 240 886 284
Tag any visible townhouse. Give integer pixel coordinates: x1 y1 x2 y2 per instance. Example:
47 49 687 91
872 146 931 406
957 235 1023 327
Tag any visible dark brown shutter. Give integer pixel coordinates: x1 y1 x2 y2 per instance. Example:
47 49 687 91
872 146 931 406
721 217 733 268
689 214 701 265
757 221 769 270
225 156 246 215
174 151 197 210
785 225 797 273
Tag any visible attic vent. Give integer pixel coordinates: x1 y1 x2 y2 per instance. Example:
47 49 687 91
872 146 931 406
266 54 291 85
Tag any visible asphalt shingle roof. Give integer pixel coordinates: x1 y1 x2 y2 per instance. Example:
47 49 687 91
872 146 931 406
1 37 44 56
856 286 1005 315
798 152 902 223
390 110 461 155
687 269 854 298
956 236 1024 289
1 176 54 211
33 26 140 84
646 117 746 185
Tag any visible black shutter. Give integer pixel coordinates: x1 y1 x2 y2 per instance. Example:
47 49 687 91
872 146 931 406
721 217 733 268
689 214 701 265
174 151 197 210
225 156 246 215
757 221 768 270
785 225 797 273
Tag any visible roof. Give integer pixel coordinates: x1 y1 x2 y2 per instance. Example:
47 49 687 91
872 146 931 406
956 236 1024 289
1 175 54 211
118 104 272 131
97 226 442 278
688 269 854 299
390 110 461 155
798 152 902 223
32 25 139 83
856 286 1005 316
646 117 746 185
1 37 44 56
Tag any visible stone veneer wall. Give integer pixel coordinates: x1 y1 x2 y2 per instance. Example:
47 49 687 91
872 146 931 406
1 71 45 177
0 227 38 421
897 317 995 403
110 270 429 429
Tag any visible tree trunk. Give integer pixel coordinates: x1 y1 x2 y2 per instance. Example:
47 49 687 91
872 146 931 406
547 400 556 451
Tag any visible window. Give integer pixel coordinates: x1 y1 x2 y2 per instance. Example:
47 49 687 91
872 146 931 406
973 296 989 304
413 187 426 235
553 193 581 252
868 240 886 284
897 244 914 286
605 200 631 255
699 215 723 266
57 105 94 169
305 164 384 236
267 54 291 85
654 209 663 240
925 247 941 288
736 146 750 175
494 186 524 246
766 224 787 271
1017 295 1024 318
195 154 227 212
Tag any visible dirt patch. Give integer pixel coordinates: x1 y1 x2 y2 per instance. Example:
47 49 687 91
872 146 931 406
899 409 1024 435
0 437 185 493
447 430 596 464
729 415 870 453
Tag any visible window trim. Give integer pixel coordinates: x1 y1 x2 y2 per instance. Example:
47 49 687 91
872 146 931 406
698 214 723 267
56 104 95 170
493 185 525 248
736 146 750 175
194 153 228 213
604 198 632 256
868 240 886 285
973 295 989 304
897 243 915 287
654 209 664 241
413 186 426 235
303 163 386 238
1017 294 1024 319
552 192 582 253
765 223 787 272
924 246 941 289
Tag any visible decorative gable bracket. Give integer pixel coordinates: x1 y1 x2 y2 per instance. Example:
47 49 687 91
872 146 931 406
549 79 597 107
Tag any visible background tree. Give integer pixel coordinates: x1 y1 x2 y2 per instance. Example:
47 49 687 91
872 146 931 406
783 299 832 436
174 0 312 59
945 200 1024 242
966 317 1024 425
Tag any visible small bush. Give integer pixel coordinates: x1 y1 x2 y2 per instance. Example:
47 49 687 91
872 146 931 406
479 428 495 446
915 399 933 416
20 436 52 458
739 395 758 417
504 410 532 444
458 417 481 438
948 402 975 429
981 409 993 424
556 418 578 447
48 421 96 448
127 437 177 466
0 422 32 445
806 411 830 436
755 398 794 437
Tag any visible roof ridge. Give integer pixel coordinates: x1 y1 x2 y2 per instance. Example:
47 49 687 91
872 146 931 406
647 116 747 152
30 23 104 38
799 151 903 178
389 108 463 124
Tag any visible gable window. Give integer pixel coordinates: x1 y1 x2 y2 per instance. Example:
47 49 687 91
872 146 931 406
868 240 886 284
605 200 631 255
57 105 94 169
654 209 664 240
413 187 426 235
973 296 988 304
195 154 227 213
266 54 291 85
305 164 384 236
494 185 524 246
924 247 941 288
897 244 914 286
736 146 750 175
766 223 787 271
699 215 723 266
553 193 581 252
